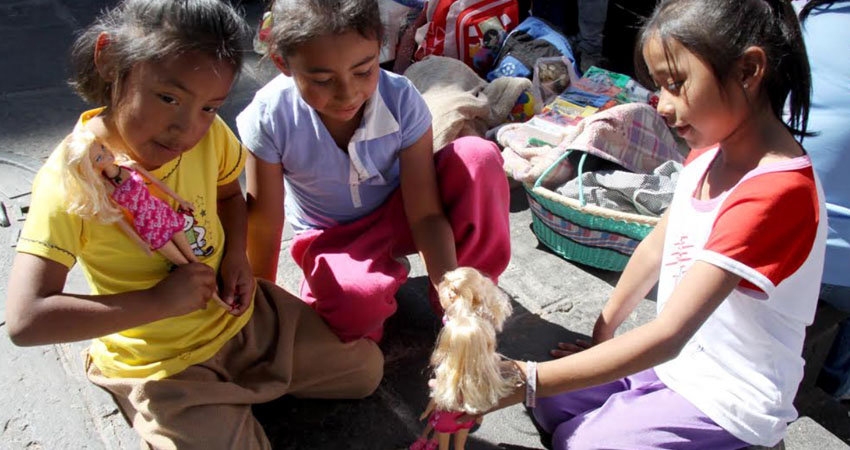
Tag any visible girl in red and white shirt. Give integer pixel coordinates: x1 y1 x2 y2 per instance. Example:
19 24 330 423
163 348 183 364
475 1 827 448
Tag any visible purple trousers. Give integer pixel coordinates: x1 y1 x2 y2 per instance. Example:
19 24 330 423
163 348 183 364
533 369 749 450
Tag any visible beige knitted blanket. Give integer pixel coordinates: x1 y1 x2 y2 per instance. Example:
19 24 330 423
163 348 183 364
404 56 532 151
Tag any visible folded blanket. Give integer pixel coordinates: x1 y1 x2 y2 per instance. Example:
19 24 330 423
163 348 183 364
498 103 685 186
558 160 683 217
404 56 532 150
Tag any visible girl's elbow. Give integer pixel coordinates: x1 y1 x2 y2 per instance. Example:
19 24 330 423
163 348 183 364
652 321 691 362
6 310 37 347
5 296 42 347
660 336 688 361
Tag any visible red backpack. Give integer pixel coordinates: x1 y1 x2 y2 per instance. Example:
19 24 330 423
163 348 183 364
415 0 519 74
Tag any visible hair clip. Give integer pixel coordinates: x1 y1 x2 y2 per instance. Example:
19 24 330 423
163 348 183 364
252 11 273 55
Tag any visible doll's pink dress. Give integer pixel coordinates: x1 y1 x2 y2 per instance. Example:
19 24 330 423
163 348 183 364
109 167 184 250
428 410 475 433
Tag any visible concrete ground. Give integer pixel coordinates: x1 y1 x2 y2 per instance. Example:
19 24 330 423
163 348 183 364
0 1 848 449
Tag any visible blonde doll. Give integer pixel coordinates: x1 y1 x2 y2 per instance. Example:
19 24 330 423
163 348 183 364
60 128 199 268
411 267 519 450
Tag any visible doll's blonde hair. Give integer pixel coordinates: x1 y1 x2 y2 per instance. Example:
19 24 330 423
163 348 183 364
430 267 518 414
59 128 123 223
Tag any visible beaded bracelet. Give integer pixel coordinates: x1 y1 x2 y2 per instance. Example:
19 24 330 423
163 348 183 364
525 361 538 408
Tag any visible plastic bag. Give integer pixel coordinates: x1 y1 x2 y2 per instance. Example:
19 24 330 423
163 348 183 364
532 56 580 106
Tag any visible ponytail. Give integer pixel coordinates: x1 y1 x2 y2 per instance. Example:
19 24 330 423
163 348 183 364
764 0 811 137
800 0 849 21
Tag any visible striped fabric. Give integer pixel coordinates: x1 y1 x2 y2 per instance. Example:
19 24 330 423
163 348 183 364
528 194 639 255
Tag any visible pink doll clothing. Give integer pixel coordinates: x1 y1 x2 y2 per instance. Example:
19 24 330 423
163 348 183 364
109 167 184 250
429 410 475 434
409 436 438 450
290 137 511 343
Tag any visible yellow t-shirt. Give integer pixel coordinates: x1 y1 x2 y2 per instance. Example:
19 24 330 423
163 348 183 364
17 108 254 380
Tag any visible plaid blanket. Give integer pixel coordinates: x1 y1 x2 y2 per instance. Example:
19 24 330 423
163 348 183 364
499 103 685 187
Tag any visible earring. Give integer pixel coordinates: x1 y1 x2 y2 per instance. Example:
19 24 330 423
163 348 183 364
743 82 749 89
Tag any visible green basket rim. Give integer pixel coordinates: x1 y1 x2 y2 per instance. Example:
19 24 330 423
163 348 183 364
526 187 654 239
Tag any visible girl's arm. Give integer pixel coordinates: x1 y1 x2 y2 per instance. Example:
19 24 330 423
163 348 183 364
593 211 669 340
217 178 252 314
5 253 218 346
554 212 669 357
486 260 741 414
129 163 194 211
245 153 285 281
399 128 457 286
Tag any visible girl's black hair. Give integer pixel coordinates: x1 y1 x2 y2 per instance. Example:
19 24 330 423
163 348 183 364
634 0 811 137
800 0 850 20
267 0 384 59
70 0 251 106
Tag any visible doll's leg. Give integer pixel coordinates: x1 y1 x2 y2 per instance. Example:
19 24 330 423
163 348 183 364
437 432 451 450
421 422 434 439
410 423 437 450
157 241 190 265
171 231 198 263
453 428 470 450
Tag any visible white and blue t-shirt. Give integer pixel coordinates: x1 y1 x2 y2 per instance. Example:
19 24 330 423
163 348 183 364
236 69 432 232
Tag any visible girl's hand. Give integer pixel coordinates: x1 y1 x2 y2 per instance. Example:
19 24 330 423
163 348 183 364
218 251 254 316
551 338 594 358
550 321 615 358
153 262 219 317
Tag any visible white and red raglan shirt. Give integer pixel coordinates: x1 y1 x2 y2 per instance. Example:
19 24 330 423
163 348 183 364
653 146 827 446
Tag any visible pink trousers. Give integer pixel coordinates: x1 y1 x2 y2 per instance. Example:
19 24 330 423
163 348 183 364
290 137 511 342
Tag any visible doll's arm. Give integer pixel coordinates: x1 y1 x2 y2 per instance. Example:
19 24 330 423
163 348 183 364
420 398 436 421
114 219 153 256
129 163 194 212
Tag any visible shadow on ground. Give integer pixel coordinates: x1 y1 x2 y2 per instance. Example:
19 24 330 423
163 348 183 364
253 275 576 450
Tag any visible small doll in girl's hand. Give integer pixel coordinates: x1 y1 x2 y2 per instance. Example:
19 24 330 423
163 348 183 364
410 267 519 450
61 128 232 310
61 128 196 262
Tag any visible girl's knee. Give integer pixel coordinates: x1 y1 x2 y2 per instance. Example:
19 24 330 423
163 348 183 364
439 137 504 175
550 419 604 450
347 341 385 398
318 293 396 343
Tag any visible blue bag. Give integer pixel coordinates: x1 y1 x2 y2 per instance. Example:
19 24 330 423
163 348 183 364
486 16 577 81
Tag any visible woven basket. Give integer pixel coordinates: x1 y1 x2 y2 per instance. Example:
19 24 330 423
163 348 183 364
525 150 659 271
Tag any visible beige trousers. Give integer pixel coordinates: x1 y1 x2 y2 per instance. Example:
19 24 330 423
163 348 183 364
87 279 384 450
